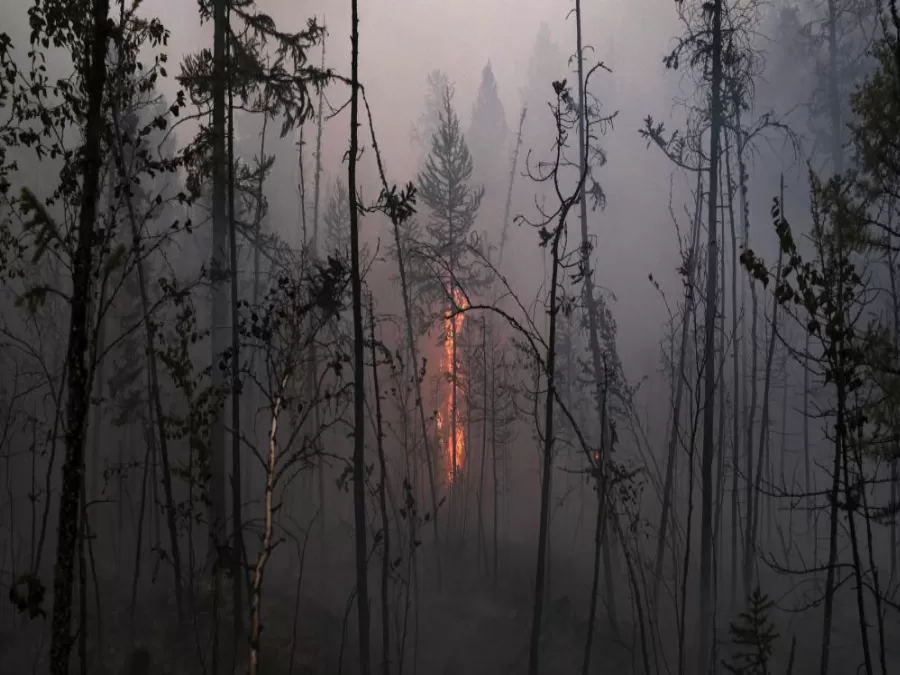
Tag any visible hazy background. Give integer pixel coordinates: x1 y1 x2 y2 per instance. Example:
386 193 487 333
0 0 875 673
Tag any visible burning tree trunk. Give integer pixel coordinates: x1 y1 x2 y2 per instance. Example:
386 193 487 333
437 288 467 488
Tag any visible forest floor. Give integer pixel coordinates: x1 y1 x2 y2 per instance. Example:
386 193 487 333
0 534 630 674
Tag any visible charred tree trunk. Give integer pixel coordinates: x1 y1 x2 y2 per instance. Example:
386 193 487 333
388 214 442 584
724 130 741 607
573 0 618 627
698 1 724 670
369 295 391 675
527 220 564 675
748 231 784 591
311 35 327 538
498 109 526 266
653 172 704 608
348 1 372 671
226 31 246 656
109 100 184 621
50 2 110 673
207 0 229 581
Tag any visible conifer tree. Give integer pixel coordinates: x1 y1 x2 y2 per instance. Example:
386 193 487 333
469 62 509 189
417 87 485 297
323 177 352 258
413 70 453 170
416 85 484 489
521 23 566 168
723 587 778 675
469 62 510 247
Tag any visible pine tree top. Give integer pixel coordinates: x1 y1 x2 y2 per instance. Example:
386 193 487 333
414 85 485 297
470 62 508 136
468 61 509 186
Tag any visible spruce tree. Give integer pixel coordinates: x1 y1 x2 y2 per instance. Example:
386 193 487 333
723 587 778 675
417 85 485 299
413 70 453 170
469 62 509 189
416 84 484 489
521 23 566 164
469 62 510 245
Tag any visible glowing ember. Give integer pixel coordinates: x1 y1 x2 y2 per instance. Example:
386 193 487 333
436 287 467 484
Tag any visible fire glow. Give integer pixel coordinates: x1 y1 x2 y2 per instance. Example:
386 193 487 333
436 287 467 485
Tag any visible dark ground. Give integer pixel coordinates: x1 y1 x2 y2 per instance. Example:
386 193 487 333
0 534 631 675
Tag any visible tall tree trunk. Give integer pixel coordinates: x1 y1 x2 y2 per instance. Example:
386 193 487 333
109 102 183 620
50 2 110 673
311 34 327 538
888 245 900 580
477 319 489 574
388 216 442 584
724 130 741 608
698 2 724 671
573 0 617 627
348 1 372 671
653 172 704 608
226 30 246 659
527 223 563 675
247 377 288 675
842 411 874 675
582 379 609 675
450 276 460 507
818 11 845 669
713 205 727 625
748 240 784 591
88 308 105 517
818 255 844 675
369 295 391 675
207 0 229 583
498 108 526 266
490 343 499 588
736 107 758 601
581 471 606 675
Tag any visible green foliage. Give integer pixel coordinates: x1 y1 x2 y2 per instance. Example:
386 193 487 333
722 587 778 675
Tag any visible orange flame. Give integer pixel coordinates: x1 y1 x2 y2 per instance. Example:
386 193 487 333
436 287 467 484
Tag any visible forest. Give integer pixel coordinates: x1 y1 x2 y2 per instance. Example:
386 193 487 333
1 0 899 674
